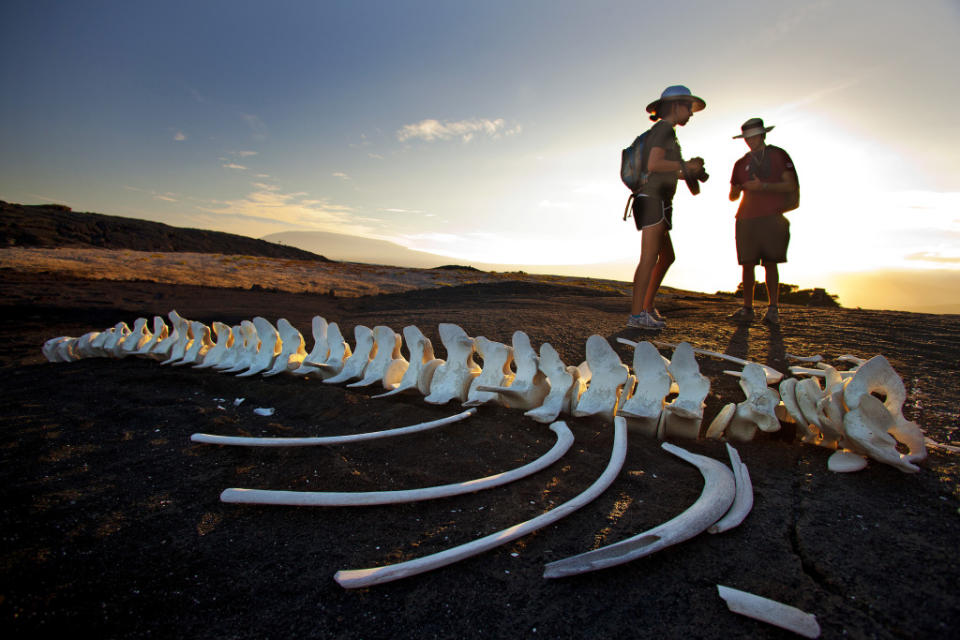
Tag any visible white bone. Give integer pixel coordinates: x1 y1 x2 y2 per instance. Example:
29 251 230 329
662 342 711 439
617 341 670 434
303 322 351 379
348 325 407 388
843 395 920 473
786 353 823 363
423 323 481 405
705 403 736 440
324 325 375 384
778 378 818 443
813 365 846 444
212 324 243 371
726 364 781 442
218 321 259 373
524 343 574 424
291 316 329 376
43 337 73 362
373 325 443 398
573 335 629 419
120 317 151 355
795 377 836 448
843 355 926 463
262 318 307 377
193 321 233 369
74 331 102 358
174 321 213 366
475 331 550 410
192 408 476 446
57 337 81 361
653 339 783 385
221 422 573 506
789 366 856 379
925 438 960 454
709 444 753 533
135 316 168 356
716 585 821 639
160 313 192 364
464 336 514 407
543 441 735 578
236 317 281 377
104 322 132 358
335 417 628 589
837 354 866 367
89 328 114 357
827 449 868 473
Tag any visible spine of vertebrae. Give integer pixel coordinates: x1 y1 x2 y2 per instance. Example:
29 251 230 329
42 309 926 473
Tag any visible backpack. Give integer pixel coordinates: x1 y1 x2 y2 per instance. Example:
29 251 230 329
620 130 650 221
783 163 799 212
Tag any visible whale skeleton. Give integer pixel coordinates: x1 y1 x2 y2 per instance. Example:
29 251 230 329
334 417 628 589
219 421 573 507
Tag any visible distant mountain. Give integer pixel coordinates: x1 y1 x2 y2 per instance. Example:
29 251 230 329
0 200 328 261
262 231 457 269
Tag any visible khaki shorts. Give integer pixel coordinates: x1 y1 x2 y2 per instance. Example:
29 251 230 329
735 214 790 265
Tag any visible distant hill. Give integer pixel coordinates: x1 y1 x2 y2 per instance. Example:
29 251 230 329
263 230 456 269
0 201 329 261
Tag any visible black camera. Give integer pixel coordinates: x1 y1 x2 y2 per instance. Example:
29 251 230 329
682 159 709 194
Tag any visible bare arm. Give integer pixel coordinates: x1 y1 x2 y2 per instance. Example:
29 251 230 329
740 170 797 193
729 184 742 201
648 146 703 176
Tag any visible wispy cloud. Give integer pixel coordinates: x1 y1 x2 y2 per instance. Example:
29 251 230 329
234 150 258 158
173 131 187 141
241 113 267 139
332 172 351 180
154 195 178 202
397 118 521 143
222 163 247 170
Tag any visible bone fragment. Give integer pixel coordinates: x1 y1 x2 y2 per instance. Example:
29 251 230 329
837 354 866 367
335 417 628 589
827 450 869 473
221 422 573 506
662 342 710 439
324 325 375 384
192 408 477 446
788 366 856 379
786 353 823 363
372 325 443 398
709 444 753 533
705 403 736 440
236 317 281 377
475 331 549 410
716 585 820 638
193 321 233 369
291 316 329 375
573 335 629 419
543 441 735 578
262 318 307 377
424 323 481 405
349 326 408 388
465 336 514 407
618 341 670 436
524 343 575 424
652 340 783 384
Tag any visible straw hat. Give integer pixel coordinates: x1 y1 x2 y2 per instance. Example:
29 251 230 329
733 117 775 139
645 85 706 114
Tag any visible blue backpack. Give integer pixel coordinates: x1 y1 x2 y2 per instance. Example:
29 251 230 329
620 130 649 220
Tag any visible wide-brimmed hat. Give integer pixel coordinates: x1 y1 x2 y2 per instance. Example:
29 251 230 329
733 117 775 139
645 85 706 114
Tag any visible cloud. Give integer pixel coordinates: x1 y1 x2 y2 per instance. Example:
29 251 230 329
332 172 351 180
241 113 267 139
173 131 187 141
397 118 521 143
222 163 247 170
234 150 258 158
154 195 178 202
904 251 960 264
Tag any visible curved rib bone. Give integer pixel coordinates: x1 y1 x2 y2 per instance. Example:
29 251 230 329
262 318 307 377
717 585 821 638
291 316 329 376
424 323 481 405
465 336 514 407
373 325 443 398
475 331 550 410
349 326 408 388
191 408 477 447
709 444 753 533
573 335 629 420
324 324 375 384
543 441 735 579
221 422 573 506
524 343 574 424
335 417 628 589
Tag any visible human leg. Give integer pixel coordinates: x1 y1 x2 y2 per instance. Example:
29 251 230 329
630 221 667 316
642 232 675 312
728 262 756 321
762 262 781 325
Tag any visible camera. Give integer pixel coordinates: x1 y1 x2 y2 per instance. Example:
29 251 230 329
682 158 709 195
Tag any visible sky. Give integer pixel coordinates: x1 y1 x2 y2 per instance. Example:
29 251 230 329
2 0 959 312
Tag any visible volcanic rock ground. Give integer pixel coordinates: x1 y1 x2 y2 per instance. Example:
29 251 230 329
1 257 958 639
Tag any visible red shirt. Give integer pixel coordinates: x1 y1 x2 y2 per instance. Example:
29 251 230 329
730 145 795 219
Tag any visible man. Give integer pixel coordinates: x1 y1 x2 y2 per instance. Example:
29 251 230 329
626 85 705 330
728 118 797 326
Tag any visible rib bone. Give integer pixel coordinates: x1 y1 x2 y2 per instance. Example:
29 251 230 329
716 585 820 638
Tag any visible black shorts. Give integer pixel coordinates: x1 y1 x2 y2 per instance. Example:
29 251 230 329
632 195 673 231
735 214 790 265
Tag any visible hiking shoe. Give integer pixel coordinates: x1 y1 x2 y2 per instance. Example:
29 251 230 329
728 307 754 322
626 311 665 330
650 308 666 322
762 307 781 326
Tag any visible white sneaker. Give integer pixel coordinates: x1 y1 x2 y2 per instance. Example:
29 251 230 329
626 311 665 330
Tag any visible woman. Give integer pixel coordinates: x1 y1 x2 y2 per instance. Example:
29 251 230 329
627 85 706 330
